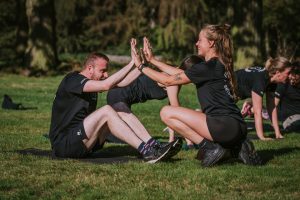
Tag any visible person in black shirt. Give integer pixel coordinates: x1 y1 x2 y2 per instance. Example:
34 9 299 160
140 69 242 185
236 57 291 140
49 39 180 163
107 55 203 148
275 63 300 132
130 24 262 167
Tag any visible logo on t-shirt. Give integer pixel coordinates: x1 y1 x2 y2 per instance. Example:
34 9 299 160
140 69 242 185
80 78 88 85
245 66 265 73
77 129 82 136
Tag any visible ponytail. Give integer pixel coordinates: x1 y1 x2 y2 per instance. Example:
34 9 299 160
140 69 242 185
202 24 238 102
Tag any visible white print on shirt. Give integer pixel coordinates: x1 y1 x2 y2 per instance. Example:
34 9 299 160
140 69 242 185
245 66 265 73
80 78 88 84
224 84 234 99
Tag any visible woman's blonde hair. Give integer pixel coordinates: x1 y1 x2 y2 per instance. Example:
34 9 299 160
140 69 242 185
202 24 238 101
265 57 291 77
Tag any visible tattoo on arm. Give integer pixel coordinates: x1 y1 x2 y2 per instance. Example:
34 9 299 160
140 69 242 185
174 73 182 81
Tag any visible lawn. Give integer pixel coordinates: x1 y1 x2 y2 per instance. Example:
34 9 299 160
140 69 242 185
0 73 299 200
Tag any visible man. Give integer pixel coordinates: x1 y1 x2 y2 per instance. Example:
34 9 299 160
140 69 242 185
49 48 179 163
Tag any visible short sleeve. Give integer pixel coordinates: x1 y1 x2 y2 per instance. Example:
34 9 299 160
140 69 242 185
252 74 267 97
184 63 214 85
64 73 89 94
274 83 287 99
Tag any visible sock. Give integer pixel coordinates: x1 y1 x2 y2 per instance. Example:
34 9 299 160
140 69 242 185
138 138 159 155
138 142 146 154
198 139 207 149
146 138 159 147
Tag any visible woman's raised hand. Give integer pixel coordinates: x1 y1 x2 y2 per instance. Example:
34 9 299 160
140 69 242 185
143 37 154 62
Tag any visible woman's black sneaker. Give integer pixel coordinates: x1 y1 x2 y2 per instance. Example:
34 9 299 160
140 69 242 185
197 139 226 167
238 139 262 165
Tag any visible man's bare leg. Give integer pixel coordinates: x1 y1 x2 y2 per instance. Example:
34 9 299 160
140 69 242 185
82 105 143 150
111 102 152 142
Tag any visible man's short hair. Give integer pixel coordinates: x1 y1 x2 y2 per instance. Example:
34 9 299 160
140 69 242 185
83 52 109 68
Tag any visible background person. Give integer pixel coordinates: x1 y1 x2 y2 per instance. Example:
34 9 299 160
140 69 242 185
235 57 291 140
275 62 300 132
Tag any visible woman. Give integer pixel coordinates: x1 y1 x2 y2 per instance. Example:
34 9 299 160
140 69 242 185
131 24 261 167
107 55 203 148
236 57 291 140
275 62 300 132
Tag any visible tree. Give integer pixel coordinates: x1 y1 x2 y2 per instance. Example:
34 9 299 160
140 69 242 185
24 0 58 74
263 0 300 59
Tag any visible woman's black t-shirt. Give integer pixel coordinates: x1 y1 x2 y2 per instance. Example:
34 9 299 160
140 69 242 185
275 83 300 120
235 66 276 99
107 74 167 106
184 58 243 121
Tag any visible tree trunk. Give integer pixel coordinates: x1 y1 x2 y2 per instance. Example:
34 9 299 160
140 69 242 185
16 0 28 65
25 0 58 75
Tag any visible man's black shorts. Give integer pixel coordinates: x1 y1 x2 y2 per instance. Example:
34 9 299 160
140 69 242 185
52 122 104 158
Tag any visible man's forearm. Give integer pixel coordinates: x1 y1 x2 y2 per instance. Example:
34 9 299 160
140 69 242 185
102 61 134 89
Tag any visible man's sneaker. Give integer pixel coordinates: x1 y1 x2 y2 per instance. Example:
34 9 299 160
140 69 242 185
160 137 182 160
238 139 262 165
197 139 226 167
142 142 172 164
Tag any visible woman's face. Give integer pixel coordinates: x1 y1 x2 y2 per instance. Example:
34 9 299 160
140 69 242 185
195 30 212 57
272 67 291 83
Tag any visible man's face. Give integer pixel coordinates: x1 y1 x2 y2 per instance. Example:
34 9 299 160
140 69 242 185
90 58 108 81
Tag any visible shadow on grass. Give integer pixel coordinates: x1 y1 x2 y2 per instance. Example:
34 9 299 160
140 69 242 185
245 119 274 132
16 145 141 164
258 147 300 165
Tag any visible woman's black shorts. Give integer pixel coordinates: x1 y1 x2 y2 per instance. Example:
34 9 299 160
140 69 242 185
206 115 247 147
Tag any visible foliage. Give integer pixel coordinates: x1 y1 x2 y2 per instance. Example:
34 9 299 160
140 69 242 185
0 0 299 73
263 0 300 59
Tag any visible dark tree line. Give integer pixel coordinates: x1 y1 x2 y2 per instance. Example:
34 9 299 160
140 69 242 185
0 0 299 75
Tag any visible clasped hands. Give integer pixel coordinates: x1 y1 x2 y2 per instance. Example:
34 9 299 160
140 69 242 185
130 37 154 70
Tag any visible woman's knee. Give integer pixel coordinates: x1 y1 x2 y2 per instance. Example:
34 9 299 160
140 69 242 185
160 105 173 122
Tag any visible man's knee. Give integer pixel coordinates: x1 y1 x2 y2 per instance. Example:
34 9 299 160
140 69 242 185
111 102 131 113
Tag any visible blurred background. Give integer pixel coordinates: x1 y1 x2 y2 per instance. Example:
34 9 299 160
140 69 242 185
0 0 299 75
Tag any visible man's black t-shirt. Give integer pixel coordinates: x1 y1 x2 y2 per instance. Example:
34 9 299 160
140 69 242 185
184 58 242 121
49 72 97 147
235 66 276 99
107 74 167 106
275 83 300 120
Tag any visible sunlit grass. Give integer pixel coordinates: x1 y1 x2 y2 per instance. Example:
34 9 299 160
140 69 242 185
0 74 299 199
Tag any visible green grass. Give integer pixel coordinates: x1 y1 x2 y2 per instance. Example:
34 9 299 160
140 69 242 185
0 73 299 200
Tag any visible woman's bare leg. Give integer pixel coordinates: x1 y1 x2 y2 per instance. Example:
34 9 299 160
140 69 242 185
160 105 213 144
